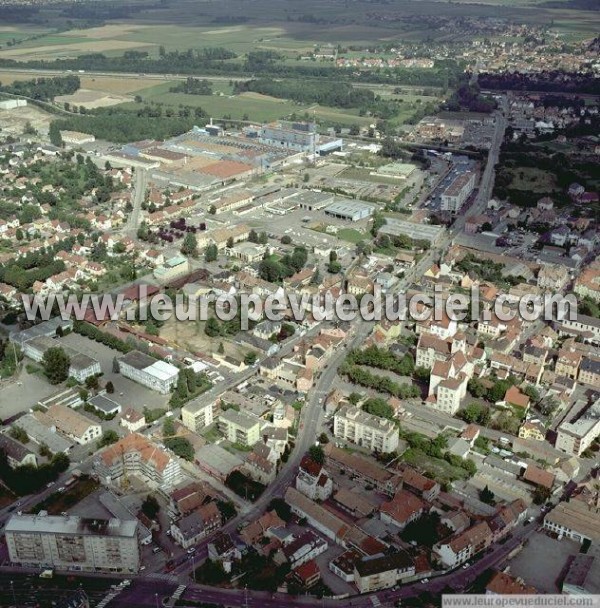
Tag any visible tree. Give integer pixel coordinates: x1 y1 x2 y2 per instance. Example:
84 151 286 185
362 397 394 419
318 432 329 444
218 342 225 354
244 351 257 366
42 347 70 385
205 317 221 337
205 243 218 262
371 211 386 236
327 260 342 274
97 430 119 448
181 232 198 257
165 436 194 461
532 486 551 505
51 452 70 473
308 445 325 465
479 485 496 505
281 235 292 245
208 205 216 215
141 494 160 519
163 416 176 438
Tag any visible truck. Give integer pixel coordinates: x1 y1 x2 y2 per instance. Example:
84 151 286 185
40 569 54 579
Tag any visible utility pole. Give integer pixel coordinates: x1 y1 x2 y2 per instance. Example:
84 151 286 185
10 580 17 607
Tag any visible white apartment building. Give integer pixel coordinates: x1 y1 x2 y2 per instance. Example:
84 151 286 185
354 552 415 593
555 399 600 457
5 514 139 573
218 410 261 447
441 172 476 213
181 398 214 433
334 406 399 453
117 350 179 394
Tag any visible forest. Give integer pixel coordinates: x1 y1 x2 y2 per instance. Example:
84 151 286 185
0 75 80 101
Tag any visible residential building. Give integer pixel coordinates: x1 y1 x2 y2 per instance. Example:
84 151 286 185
399 467 440 501
95 433 182 489
537 264 569 291
578 357 600 388
354 551 415 593
334 405 399 453
275 530 328 568
181 398 214 433
170 503 221 549
117 351 179 394
5 514 139 573
555 398 600 457
295 455 333 501
518 420 545 441
0 433 37 468
292 560 321 589
44 404 101 446
486 571 536 595
218 410 261 447
433 521 492 568
380 490 426 530
120 408 146 433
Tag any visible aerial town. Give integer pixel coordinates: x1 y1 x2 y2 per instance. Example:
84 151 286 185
0 1 598 607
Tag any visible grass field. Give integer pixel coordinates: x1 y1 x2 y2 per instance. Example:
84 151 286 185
131 82 375 126
509 167 557 193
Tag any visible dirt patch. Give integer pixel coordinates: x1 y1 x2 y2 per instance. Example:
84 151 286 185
0 104 53 137
80 75 167 94
55 88 133 109
239 91 289 104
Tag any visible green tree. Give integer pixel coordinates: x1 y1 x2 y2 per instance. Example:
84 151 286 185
181 232 198 257
244 351 257 365
42 347 71 385
205 317 221 337
308 445 324 465
165 436 194 461
205 243 218 262
97 430 119 448
479 485 496 505
141 494 160 519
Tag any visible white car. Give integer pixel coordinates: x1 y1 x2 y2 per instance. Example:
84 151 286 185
187 547 196 554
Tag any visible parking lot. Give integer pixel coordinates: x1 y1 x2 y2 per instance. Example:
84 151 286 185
61 332 170 412
507 531 580 593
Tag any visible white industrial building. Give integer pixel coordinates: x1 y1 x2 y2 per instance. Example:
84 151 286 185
441 172 476 213
117 350 179 394
325 200 376 222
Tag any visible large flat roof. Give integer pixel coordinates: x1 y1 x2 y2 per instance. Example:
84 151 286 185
379 218 445 242
5 514 137 538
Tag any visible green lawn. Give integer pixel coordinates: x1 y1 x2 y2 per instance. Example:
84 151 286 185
337 228 368 244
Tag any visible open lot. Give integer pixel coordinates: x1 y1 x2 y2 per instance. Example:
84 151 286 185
507 531 580 593
56 88 133 109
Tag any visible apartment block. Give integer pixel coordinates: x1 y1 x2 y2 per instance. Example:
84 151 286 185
555 399 600 457
334 406 399 453
181 398 214 433
95 433 182 489
5 514 139 573
218 410 261 447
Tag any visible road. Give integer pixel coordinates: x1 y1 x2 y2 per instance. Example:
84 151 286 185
109 520 540 608
125 168 148 237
